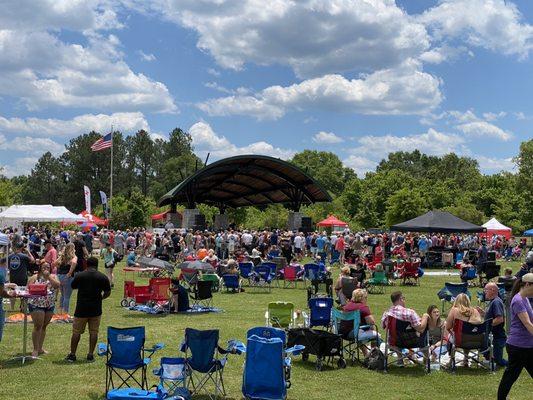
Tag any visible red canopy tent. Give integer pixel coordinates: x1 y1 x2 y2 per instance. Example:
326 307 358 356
151 210 169 221
481 217 512 240
78 210 108 226
317 215 349 228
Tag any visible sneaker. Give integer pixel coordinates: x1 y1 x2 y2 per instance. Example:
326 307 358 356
65 353 76 362
86 354 94 362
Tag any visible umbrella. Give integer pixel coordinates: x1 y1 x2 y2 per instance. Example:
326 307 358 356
523 229 533 237
178 260 215 273
137 256 175 272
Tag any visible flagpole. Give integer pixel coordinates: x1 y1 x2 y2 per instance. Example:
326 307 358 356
110 126 113 222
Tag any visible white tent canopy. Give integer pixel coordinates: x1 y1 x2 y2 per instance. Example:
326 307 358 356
0 205 85 223
482 217 511 231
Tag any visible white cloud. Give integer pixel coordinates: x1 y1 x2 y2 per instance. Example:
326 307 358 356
0 2 177 113
312 131 343 144
482 111 506 121
189 121 295 161
343 155 378 177
420 0 533 59
1 156 39 178
0 0 121 32
138 50 156 62
419 45 472 64
199 61 442 119
137 0 430 78
0 135 64 155
0 112 149 137
476 155 516 173
354 128 466 158
457 121 513 141
206 68 221 77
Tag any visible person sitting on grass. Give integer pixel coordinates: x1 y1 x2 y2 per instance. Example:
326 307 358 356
342 289 380 356
423 305 448 362
126 248 140 268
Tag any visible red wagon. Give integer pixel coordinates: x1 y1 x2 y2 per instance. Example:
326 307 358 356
121 267 171 307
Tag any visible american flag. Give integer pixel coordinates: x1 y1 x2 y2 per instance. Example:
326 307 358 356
91 132 113 151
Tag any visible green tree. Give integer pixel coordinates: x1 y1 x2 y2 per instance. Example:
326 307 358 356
129 130 155 196
23 152 66 205
291 150 353 196
385 188 426 226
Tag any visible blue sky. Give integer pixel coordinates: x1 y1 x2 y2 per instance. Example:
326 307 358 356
1 0 532 177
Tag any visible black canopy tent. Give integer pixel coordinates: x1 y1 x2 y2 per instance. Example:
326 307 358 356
390 210 485 233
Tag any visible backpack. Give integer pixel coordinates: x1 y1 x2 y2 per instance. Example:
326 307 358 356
363 347 385 371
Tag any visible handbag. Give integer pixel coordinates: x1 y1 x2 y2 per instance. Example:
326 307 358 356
28 283 47 296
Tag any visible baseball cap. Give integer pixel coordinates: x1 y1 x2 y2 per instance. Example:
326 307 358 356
522 273 533 283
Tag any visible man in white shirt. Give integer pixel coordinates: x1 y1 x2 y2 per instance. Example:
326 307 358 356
293 232 304 261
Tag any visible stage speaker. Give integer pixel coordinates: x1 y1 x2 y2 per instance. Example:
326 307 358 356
194 214 206 225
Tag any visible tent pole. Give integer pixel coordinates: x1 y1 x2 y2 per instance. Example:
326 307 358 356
109 127 114 223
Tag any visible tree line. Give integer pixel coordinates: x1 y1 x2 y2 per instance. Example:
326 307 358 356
0 129 531 233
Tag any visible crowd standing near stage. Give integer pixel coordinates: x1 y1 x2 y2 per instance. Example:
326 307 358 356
1 224 532 396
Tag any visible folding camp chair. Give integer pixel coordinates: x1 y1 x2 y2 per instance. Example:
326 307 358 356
447 319 494 372
303 263 320 288
366 270 388 294
251 265 272 292
438 282 471 314
180 268 199 289
152 357 191 400
181 328 231 400
189 280 213 308
149 277 171 308
262 262 277 276
221 274 241 292
239 262 254 286
266 302 296 328
243 327 304 399
331 309 378 364
201 273 221 292
304 297 333 329
400 262 419 285
383 316 430 373
99 326 164 394
283 265 298 289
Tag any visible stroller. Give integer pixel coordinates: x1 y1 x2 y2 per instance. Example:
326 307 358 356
287 327 346 370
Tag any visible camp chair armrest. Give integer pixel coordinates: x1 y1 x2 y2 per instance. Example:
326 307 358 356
227 339 246 355
146 342 165 353
179 339 187 352
286 344 305 356
301 311 309 327
97 343 108 356
143 357 152 365
153 367 162 376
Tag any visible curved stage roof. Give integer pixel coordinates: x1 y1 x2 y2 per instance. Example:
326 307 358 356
158 155 332 210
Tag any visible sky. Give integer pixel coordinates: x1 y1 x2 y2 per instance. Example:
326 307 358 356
1 0 532 178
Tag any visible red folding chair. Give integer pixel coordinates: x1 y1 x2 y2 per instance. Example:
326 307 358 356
283 266 298 289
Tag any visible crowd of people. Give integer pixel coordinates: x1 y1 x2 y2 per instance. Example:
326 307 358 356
1 224 532 398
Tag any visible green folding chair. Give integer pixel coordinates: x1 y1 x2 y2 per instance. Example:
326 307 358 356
265 302 296 328
200 274 221 292
366 270 387 294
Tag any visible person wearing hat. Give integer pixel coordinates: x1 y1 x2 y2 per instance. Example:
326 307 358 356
497 273 533 399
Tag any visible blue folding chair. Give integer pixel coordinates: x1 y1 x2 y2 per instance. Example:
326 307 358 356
99 326 164 395
262 262 277 276
222 274 241 292
438 282 471 313
303 263 320 287
250 265 272 292
239 262 254 286
181 328 231 400
305 297 333 329
152 357 191 400
242 327 304 400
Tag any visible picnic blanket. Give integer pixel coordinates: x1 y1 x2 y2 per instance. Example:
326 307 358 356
6 313 73 323
128 304 223 315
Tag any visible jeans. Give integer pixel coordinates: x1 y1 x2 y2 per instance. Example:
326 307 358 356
497 344 533 400
58 274 73 313
0 306 4 342
493 336 508 366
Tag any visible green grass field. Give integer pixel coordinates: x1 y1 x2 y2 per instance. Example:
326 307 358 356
1 261 531 400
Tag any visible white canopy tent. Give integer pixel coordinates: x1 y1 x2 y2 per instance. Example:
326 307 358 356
481 217 512 239
0 205 85 228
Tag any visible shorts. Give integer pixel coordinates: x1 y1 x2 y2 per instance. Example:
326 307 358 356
105 262 115 269
73 316 102 335
294 248 302 254
28 304 55 313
